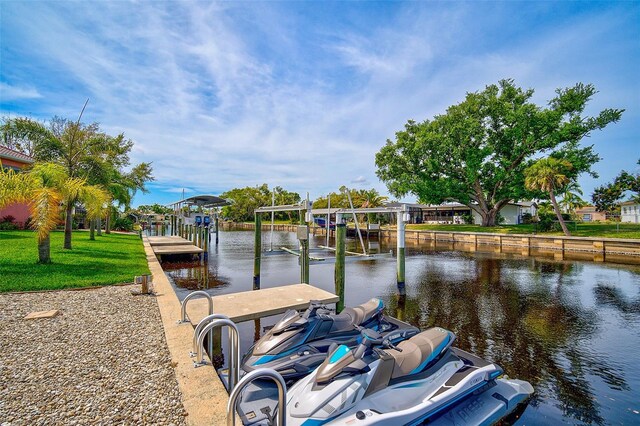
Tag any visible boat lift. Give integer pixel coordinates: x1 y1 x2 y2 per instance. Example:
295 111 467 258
167 194 231 246
253 196 411 293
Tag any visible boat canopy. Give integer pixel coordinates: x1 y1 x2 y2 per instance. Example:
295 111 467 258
167 194 231 209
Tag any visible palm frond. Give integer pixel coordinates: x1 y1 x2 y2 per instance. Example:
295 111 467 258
28 187 62 243
80 185 111 220
0 164 35 208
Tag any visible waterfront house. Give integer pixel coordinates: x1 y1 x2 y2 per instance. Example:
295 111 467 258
386 201 533 225
0 146 34 228
621 201 640 223
574 205 607 222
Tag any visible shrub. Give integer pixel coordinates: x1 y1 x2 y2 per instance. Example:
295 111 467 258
522 213 534 224
0 215 18 230
113 217 134 232
461 213 474 224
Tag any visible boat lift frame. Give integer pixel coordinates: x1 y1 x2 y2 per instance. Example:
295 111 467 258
254 199 410 293
166 194 231 245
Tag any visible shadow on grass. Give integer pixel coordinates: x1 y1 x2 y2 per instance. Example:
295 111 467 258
0 232 32 240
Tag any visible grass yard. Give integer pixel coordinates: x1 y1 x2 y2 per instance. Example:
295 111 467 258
406 222 640 239
0 230 150 292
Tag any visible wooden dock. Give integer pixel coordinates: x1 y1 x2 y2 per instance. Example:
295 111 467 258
184 283 340 324
146 236 204 260
148 236 194 246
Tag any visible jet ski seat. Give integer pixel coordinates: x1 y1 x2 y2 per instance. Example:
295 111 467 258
384 327 454 379
329 298 384 333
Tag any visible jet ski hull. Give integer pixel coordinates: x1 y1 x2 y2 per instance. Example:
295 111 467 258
285 348 533 426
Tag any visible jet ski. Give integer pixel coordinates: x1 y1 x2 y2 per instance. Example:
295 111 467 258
284 327 534 425
242 298 419 382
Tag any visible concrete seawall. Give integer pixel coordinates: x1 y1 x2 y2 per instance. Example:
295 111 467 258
222 222 640 260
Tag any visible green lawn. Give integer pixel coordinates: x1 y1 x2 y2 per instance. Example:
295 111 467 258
0 230 150 292
406 223 640 239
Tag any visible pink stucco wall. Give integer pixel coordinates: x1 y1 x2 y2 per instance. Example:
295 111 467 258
0 203 31 228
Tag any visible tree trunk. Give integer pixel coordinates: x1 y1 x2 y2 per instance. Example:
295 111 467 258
38 234 51 264
97 216 102 236
90 220 95 240
64 202 73 249
550 189 570 236
105 207 111 234
480 209 498 227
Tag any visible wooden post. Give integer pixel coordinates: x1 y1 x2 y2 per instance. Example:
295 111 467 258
397 208 406 295
253 213 261 290
335 223 346 313
215 214 219 245
300 229 309 284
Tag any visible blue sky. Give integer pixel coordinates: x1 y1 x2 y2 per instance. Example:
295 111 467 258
1 1 638 206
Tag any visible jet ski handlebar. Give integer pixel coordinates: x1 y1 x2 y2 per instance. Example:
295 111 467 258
352 327 402 359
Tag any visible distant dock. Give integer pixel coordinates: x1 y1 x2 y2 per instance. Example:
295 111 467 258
148 235 204 260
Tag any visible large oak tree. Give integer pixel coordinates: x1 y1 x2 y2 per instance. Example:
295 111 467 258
375 80 623 226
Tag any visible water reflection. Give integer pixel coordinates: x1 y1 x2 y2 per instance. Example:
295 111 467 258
162 260 231 290
385 254 637 425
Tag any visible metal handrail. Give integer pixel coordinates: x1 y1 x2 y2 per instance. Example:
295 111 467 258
227 368 287 426
178 290 213 323
190 313 230 356
195 319 240 391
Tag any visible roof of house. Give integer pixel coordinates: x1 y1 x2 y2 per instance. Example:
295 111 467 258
575 206 599 213
0 146 34 164
385 200 530 210
621 200 639 206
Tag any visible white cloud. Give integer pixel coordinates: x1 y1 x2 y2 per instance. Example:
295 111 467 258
0 82 42 101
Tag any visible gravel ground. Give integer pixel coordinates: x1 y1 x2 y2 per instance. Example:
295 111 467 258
0 285 187 426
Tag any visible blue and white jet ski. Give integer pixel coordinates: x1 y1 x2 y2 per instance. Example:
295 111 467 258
242 298 419 382
283 327 534 425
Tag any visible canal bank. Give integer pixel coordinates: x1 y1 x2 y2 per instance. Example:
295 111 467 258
222 222 640 261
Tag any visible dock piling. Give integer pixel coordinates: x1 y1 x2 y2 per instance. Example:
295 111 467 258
253 213 261 290
298 225 310 284
215 214 219 244
397 207 406 295
335 223 346 313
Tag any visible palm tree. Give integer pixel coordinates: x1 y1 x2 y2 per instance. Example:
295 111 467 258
360 189 389 223
525 158 573 236
2 115 152 248
559 181 587 215
1 162 108 263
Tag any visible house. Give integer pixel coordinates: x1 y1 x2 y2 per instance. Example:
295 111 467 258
574 206 607 222
0 146 35 228
621 201 640 223
387 201 533 225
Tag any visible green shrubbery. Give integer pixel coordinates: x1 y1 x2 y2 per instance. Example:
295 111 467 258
0 215 18 230
113 216 134 232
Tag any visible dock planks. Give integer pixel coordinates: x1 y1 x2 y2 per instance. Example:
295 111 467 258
147 236 204 258
184 283 340 324
148 236 194 246
152 245 204 255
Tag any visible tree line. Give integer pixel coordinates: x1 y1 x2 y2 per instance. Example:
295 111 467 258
218 185 389 223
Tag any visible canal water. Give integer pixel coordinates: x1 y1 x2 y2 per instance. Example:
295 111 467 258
163 230 640 425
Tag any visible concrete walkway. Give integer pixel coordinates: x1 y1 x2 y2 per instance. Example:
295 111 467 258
143 237 229 425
